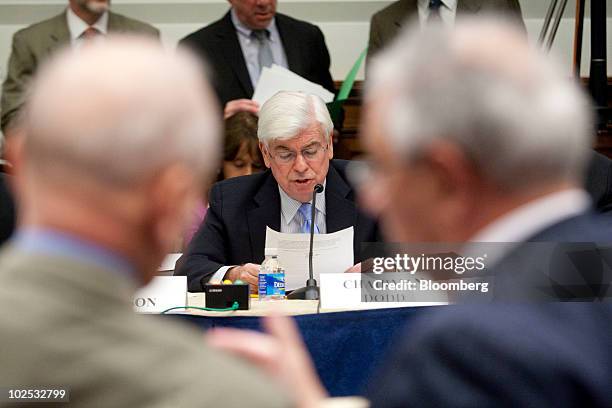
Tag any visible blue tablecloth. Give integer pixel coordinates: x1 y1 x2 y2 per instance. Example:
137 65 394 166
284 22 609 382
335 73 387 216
168 306 433 397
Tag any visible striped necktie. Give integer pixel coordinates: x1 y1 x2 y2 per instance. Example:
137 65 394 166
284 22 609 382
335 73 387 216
251 29 274 73
298 203 319 234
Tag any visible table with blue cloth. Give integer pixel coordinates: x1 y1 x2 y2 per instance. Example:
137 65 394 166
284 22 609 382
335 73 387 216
165 298 434 397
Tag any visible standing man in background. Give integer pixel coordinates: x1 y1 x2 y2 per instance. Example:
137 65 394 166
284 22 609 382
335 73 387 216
1 0 159 142
180 0 336 119
366 0 524 64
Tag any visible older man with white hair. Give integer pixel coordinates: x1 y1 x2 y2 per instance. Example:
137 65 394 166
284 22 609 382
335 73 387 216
0 37 291 407
1 0 159 141
207 19 612 407
177 91 379 292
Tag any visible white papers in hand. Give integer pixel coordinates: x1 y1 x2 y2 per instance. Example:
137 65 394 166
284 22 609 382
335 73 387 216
265 226 354 290
252 64 335 106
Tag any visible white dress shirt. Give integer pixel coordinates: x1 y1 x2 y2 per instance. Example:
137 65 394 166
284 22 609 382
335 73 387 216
279 180 327 234
66 6 108 47
230 8 288 88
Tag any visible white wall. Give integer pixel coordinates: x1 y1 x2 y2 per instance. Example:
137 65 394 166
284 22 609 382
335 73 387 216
0 0 611 82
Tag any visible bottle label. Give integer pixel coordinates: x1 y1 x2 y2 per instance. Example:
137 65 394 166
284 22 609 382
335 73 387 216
258 273 286 298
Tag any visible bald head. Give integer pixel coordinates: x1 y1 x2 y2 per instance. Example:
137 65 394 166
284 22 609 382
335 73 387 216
17 37 221 279
25 36 219 186
361 18 594 242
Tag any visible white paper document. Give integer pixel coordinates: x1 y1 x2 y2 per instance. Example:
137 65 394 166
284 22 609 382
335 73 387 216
265 226 354 290
252 64 335 106
158 253 182 272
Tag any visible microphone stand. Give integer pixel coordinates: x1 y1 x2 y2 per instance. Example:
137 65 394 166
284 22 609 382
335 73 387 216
288 183 324 300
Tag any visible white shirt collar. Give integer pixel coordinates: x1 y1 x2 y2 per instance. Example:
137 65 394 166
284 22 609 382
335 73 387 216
463 189 591 269
66 6 109 44
418 0 458 12
279 179 327 227
471 189 591 243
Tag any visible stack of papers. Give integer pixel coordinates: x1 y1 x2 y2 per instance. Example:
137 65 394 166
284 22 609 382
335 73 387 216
265 227 354 290
252 64 335 106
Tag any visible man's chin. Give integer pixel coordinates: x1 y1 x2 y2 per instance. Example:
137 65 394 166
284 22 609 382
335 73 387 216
287 180 317 201
85 1 109 14
252 15 273 29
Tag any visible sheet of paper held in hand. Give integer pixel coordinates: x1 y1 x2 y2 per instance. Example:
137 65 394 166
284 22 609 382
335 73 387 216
252 64 335 106
265 226 354 290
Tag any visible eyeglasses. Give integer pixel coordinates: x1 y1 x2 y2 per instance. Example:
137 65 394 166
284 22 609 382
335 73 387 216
267 143 328 165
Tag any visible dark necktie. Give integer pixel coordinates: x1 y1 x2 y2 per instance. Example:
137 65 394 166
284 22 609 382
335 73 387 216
251 29 274 72
428 0 443 23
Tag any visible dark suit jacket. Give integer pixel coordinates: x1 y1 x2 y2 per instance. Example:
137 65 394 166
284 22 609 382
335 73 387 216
367 212 612 407
176 160 379 292
179 11 336 107
366 0 525 65
585 151 612 213
0 175 15 245
1 11 159 131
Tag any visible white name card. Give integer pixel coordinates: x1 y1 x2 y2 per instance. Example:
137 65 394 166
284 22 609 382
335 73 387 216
133 276 187 314
319 273 446 311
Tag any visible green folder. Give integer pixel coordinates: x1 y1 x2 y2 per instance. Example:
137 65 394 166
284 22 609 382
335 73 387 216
327 47 368 125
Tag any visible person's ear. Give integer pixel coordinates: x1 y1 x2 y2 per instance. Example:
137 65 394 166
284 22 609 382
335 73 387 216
260 141 272 168
4 131 27 202
424 141 477 197
327 131 334 159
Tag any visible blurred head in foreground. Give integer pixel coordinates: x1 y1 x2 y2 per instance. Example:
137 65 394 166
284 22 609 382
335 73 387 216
15 36 220 283
360 18 593 242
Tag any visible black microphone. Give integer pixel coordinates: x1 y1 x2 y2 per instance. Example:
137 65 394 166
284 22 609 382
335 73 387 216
288 183 324 300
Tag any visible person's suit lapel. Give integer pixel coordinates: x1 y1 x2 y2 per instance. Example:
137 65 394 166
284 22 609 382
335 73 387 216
275 14 304 75
217 11 254 97
247 172 281 260
325 164 356 233
108 11 128 33
394 0 419 29
47 12 71 54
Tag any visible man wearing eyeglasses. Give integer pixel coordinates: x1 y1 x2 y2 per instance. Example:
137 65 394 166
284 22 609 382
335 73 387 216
176 91 379 292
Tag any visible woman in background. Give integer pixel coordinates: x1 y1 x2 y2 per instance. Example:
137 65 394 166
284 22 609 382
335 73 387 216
184 112 263 245
219 112 263 180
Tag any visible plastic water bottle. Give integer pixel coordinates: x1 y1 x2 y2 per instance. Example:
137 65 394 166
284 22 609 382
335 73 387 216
258 248 286 300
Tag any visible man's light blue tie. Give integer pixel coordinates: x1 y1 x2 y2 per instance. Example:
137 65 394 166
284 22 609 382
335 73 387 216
298 203 319 234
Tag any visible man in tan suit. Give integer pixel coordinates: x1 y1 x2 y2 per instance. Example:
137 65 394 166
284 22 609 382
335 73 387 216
1 0 159 140
0 38 292 407
366 0 524 65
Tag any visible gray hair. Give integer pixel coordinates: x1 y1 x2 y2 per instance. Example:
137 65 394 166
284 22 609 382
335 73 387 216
367 18 594 189
257 91 333 145
25 36 220 186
